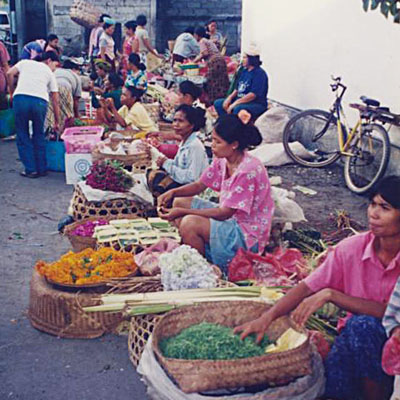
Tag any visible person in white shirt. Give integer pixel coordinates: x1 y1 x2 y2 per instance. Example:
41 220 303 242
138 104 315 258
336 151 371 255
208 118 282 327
6 51 60 178
135 14 163 67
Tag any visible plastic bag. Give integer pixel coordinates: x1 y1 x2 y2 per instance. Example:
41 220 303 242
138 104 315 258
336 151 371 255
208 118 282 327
254 106 291 144
137 336 325 400
382 335 400 376
135 238 180 276
228 247 307 284
271 187 306 224
250 142 316 167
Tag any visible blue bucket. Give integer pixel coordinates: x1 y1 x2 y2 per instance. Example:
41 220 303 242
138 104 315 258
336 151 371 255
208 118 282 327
0 108 15 137
46 141 66 172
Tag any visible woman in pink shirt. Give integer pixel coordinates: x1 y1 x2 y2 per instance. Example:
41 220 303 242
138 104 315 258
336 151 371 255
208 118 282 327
236 175 400 400
157 111 274 273
121 20 139 79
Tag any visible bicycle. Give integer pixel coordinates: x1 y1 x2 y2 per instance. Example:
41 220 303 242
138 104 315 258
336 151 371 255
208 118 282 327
282 76 400 194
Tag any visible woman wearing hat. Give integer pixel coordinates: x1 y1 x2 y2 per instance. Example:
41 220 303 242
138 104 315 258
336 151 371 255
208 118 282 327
214 43 268 120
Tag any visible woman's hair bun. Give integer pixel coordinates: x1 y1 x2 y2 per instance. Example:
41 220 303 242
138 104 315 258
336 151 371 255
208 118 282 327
176 104 206 131
214 114 262 150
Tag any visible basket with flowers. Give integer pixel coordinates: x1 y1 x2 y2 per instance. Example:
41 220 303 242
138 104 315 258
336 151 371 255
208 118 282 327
35 247 138 286
85 160 134 193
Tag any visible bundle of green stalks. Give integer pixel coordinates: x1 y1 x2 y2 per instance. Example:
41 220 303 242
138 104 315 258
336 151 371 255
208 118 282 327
83 286 337 342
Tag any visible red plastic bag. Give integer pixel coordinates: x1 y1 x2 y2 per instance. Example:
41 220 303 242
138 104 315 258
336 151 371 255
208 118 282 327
227 247 307 285
228 248 288 285
309 331 331 360
382 335 400 376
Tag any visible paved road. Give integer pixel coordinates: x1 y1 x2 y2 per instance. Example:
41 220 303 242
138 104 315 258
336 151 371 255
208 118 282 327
0 141 149 400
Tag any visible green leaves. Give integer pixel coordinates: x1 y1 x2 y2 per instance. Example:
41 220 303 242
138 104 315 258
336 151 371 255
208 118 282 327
362 0 400 23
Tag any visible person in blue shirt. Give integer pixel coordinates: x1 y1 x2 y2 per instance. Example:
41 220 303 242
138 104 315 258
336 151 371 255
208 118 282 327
147 104 209 197
214 44 268 120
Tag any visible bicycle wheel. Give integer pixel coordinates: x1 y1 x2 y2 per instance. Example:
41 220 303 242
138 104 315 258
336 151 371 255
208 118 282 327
283 109 342 167
344 123 390 194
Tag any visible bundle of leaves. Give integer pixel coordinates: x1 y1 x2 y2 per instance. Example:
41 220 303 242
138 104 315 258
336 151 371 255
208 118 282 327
160 322 273 360
86 160 133 193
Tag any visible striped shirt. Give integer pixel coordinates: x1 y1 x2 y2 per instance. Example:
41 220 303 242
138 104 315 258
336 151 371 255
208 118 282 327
383 276 400 336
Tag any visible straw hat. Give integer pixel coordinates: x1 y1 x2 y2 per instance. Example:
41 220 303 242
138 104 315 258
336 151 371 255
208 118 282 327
245 42 260 57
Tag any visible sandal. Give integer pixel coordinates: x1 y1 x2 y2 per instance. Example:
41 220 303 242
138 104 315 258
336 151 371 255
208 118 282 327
20 171 39 179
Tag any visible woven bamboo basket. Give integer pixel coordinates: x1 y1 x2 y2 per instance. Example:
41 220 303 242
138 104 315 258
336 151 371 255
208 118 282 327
69 0 101 29
143 102 161 123
28 270 124 339
71 185 154 221
63 215 146 252
152 301 312 393
127 278 234 367
91 149 152 170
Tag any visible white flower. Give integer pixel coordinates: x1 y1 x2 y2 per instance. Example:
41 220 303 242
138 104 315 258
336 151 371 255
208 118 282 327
212 182 219 188
235 186 244 194
206 171 213 179
246 171 256 180
238 200 246 208
260 183 266 190
263 206 269 213
248 184 255 192
251 225 258 231
160 245 217 291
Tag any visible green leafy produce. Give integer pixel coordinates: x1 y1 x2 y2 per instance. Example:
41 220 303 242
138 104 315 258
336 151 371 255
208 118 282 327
160 322 273 360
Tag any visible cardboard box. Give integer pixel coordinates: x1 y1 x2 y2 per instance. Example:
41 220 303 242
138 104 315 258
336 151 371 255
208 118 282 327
65 153 92 185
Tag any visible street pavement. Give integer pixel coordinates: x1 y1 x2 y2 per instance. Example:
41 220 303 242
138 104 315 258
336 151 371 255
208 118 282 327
0 140 149 400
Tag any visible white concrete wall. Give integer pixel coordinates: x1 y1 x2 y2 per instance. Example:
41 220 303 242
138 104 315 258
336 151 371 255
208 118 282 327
242 0 400 150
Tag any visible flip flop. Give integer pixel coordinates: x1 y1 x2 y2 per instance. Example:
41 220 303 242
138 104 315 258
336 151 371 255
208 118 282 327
20 171 39 179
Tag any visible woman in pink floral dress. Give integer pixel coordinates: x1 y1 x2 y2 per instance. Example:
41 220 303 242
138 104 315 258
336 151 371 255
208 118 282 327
158 111 274 272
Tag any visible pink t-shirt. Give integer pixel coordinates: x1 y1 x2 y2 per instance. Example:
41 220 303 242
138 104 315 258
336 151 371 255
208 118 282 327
304 231 400 329
200 153 274 249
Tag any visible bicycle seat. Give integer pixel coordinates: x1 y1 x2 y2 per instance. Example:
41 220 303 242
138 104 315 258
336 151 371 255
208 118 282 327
360 96 380 107
377 106 391 112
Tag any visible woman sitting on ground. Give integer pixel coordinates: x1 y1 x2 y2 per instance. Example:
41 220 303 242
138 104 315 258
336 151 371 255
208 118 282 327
101 85 157 138
214 44 268 120
125 53 147 92
91 59 111 95
147 105 209 197
157 111 274 272
192 26 220 63
94 73 124 122
235 175 400 400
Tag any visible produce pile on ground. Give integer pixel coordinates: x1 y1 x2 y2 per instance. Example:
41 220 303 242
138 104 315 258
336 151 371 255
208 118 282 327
35 247 137 285
85 160 134 193
160 322 273 360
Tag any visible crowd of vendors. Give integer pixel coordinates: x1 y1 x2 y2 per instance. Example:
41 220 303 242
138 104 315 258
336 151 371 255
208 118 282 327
1 10 400 400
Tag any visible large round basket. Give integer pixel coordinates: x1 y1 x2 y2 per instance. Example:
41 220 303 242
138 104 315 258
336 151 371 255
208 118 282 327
69 0 101 29
28 270 124 339
63 215 148 252
71 185 154 221
92 149 152 172
152 301 312 394
127 278 235 368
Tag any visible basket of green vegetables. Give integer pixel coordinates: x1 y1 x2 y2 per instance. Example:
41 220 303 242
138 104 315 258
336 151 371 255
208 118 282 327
152 301 312 393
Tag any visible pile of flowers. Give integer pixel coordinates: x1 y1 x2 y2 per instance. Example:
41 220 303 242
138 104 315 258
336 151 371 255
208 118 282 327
35 247 137 285
70 219 109 237
85 160 133 193
160 245 217 291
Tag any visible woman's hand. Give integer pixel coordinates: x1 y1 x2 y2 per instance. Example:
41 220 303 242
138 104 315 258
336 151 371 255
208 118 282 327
291 289 331 326
392 326 400 340
156 156 167 168
223 98 231 112
158 207 186 221
227 103 236 114
157 189 175 208
234 312 273 343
